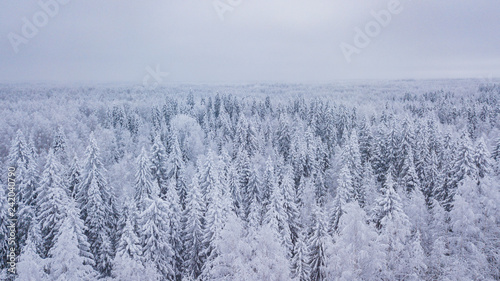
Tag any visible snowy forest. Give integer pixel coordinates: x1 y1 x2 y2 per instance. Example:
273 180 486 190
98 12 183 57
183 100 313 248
1 80 500 281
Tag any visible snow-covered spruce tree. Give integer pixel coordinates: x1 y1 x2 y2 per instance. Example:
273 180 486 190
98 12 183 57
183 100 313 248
450 132 477 187
308 203 331 281
8 129 29 172
290 130 308 184
16 222 46 281
275 115 292 160
371 131 390 184
492 136 500 161
76 133 116 276
52 126 68 165
328 202 385 281
46 207 98 281
201 211 291 281
16 151 38 251
9 130 34 250
395 117 416 176
150 134 169 198
263 163 293 255
329 164 355 233
423 151 440 207
447 177 490 280
135 147 159 211
476 176 500 279
244 162 262 225
246 119 260 156
167 132 188 208
403 187 432 254
139 195 175 280
474 137 491 180
65 197 95 266
198 149 222 202
182 178 205 279
164 178 183 279
245 223 291 281
235 146 251 216
66 154 82 199
291 230 311 281
198 213 243 280
342 131 363 205
373 172 426 280
225 160 242 215
36 149 68 257
113 200 159 281
200 157 234 277
361 162 378 216
261 157 276 211
281 163 301 247
113 254 160 281
399 146 420 195
83 179 114 276
115 200 140 259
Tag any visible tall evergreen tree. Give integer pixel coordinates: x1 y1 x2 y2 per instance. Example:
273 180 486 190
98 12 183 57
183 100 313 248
342 131 363 204
17 152 38 251
167 132 188 209
16 221 45 281
66 154 82 199
37 149 68 257
150 134 169 196
113 200 157 281
182 178 204 279
264 165 293 254
281 164 301 247
329 164 355 233
308 204 331 281
164 178 183 279
83 179 114 276
291 230 310 281
76 133 116 276
361 162 378 214
374 172 425 280
451 133 477 186
474 137 491 180
447 177 490 280
201 158 233 274
135 147 159 210
492 136 500 161
65 197 95 266
328 202 385 280
52 126 68 164
47 211 98 281
8 130 29 172
140 197 175 280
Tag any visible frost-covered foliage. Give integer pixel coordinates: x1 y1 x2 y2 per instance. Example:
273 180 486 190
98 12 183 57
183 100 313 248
1 81 500 280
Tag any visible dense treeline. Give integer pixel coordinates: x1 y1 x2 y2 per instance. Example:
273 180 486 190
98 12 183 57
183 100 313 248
1 81 500 280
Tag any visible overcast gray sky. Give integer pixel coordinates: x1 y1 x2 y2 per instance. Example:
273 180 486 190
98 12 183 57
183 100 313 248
1 0 499 84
